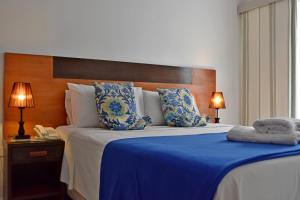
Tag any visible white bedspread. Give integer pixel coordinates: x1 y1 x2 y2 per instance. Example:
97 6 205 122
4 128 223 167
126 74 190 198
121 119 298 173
57 124 300 200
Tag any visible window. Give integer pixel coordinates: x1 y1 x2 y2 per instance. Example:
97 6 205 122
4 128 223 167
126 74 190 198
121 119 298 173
296 0 300 118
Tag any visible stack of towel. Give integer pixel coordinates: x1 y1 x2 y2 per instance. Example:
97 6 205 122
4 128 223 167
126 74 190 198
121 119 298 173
227 118 300 145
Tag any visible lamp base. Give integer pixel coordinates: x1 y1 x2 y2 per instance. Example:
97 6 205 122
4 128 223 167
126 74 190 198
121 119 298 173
215 118 220 123
15 135 30 140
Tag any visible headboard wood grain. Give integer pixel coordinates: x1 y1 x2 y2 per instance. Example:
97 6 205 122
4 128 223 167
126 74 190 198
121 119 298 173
3 53 216 138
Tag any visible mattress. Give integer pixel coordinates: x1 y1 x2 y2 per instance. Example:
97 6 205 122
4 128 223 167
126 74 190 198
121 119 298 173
57 124 300 200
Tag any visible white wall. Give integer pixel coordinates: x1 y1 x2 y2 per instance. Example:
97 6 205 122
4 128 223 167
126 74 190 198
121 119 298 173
0 0 240 130
0 2 240 196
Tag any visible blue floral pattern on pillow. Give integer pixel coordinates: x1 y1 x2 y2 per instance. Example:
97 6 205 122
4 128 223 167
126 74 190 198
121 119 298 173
94 82 149 130
157 88 207 127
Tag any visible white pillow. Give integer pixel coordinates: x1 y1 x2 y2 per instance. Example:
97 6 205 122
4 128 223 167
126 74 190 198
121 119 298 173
65 90 72 125
67 83 145 127
143 90 165 126
134 87 145 116
68 83 99 127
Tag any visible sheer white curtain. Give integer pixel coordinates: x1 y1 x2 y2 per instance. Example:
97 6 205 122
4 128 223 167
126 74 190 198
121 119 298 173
238 0 284 13
240 0 293 125
296 0 300 118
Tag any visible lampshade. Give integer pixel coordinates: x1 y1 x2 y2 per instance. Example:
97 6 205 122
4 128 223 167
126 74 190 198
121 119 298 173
9 82 34 108
209 92 225 109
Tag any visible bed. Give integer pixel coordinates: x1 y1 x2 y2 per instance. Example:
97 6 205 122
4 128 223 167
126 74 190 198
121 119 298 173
4 53 300 200
56 125 300 200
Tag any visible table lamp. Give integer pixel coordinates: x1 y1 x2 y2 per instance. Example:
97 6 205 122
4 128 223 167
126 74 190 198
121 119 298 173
209 92 226 123
9 82 34 139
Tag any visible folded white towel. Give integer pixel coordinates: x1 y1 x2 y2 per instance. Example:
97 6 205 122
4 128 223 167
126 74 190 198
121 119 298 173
228 125 256 135
227 126 299 145
294 119 300 131
253 118 297 134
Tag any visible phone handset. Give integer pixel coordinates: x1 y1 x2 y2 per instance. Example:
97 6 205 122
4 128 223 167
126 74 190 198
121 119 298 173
34 125 59 139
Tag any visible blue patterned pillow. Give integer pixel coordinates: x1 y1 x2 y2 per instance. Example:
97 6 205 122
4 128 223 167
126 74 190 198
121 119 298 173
94 82 149 130
157 88 207 127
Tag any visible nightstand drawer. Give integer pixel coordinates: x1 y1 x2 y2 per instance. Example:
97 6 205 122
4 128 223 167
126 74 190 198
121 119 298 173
11 145 63 164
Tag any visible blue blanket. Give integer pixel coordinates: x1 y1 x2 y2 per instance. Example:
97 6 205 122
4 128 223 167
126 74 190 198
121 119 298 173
100 133 300 200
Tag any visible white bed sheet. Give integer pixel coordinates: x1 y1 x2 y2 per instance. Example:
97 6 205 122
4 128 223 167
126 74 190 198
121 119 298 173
57 124 300 200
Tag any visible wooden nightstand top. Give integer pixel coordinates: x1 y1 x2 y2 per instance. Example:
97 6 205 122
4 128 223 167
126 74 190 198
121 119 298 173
4 138 64 147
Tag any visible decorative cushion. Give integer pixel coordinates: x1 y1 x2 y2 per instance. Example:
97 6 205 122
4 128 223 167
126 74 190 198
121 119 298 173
67 83 145 127
94 82 149 130
157 88 207 127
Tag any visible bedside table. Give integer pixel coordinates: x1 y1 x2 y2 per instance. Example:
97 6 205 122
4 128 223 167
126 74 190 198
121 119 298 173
3 139 65 200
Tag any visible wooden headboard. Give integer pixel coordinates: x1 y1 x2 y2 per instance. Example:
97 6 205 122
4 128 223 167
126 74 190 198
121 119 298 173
3 53 216 138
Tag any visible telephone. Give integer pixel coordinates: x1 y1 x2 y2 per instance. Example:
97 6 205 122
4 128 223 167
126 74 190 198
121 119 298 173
34 125 59 140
